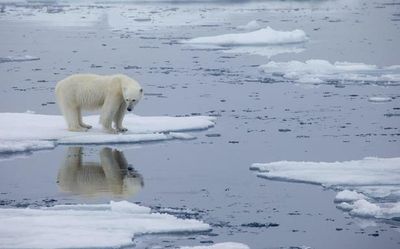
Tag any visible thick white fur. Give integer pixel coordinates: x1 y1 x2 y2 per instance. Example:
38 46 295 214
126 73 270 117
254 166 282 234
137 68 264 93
55 74 143 133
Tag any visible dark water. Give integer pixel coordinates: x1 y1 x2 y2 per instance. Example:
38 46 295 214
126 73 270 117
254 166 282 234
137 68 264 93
0 0 400 248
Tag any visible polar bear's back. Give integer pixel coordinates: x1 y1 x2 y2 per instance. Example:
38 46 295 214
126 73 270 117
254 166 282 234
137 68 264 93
56 74 112 110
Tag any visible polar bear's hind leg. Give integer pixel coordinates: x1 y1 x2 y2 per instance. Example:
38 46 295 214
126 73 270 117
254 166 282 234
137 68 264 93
78 109 92 129
64 106 88 132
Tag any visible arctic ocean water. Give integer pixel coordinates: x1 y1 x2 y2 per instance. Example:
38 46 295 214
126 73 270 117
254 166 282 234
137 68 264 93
0 0 399 248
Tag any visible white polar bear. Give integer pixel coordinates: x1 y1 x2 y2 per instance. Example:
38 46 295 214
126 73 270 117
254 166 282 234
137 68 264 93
55 74 143 133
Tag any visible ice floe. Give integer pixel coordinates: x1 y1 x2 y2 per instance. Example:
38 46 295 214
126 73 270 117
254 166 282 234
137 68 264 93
237 20 261 30
0 140 55 154
0 200 211 249
0 113 216 154
368 96 392 103
183 27 308 46
0 55 40 63
181 242 250 249
183 27 307 57
251 157 400 220
260 59 400 85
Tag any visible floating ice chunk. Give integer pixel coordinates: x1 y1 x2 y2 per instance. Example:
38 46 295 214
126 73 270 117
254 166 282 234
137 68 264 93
237 20 261 30
337 199 400 219
0 140 55 154
335 190 368 202
251 157 400 187
0 113 216 152
260 60 400 85
183 27 308 46
0 55 40 63
0 201 210 249
181 242 250 249
251 157 400 220
368 96 392 103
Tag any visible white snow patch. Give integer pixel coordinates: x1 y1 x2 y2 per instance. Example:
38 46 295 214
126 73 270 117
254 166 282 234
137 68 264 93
251 157 400 220
337 199 400 219
0 113 215 152
181 242 250 249
0 200 210 249
0 140 55 154
260 60 400 84
368 96 392 103
0 55 40 63
335 190 368 203
183 27 308 46
237 20 261 30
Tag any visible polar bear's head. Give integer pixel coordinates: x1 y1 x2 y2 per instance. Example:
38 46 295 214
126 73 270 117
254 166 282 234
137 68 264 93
119 75 143 112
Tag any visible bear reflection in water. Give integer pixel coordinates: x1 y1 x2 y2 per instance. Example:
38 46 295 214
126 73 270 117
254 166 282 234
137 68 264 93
57 147 144 197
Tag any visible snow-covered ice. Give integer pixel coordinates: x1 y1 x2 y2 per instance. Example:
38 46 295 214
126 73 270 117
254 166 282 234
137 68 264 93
334 190 368 203
0 113 215 153
183 27 308 46
237 20 261 31
251 157 400 220
337 200 400 219
0 200 211 249
0 140 55 154
0 55 40 63
181 242 250 249
260 60 400 85
368 96 392 103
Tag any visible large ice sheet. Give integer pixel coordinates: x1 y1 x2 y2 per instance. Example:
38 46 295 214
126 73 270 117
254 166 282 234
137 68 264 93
251 157 400 220
260 60 400 85
0 113 215 153
0 200 211 249
181 242 250 249
183 27 308 46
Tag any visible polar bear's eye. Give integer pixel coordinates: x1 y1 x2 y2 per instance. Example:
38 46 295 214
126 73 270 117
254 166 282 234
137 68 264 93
126 99 129 101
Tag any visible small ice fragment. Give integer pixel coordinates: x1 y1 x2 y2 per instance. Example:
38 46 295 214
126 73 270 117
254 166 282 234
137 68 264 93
368 96 392 103
0 55 40 63
335 190 367 202
237 20 261 30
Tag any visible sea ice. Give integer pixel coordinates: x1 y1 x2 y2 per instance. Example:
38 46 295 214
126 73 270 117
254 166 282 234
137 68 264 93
0 113 215 154
335 190 368 202
237 20 261 30
0 140 55 154
0 200 211 249
368 96 392 103
0 55 40 63
181 242 250 249
183 27 308 46
260 60 400 85
251 157 400 220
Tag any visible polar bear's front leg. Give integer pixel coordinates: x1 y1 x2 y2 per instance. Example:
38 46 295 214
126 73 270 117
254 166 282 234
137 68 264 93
100 96 120 134
114 102 128 132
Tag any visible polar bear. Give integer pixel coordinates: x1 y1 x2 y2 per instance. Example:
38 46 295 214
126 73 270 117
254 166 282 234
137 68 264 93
55 74 143 133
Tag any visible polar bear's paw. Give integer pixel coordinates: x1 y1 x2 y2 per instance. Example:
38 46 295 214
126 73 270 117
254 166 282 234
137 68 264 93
80 123 92 129
68 127 89 132
117 127 128 133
